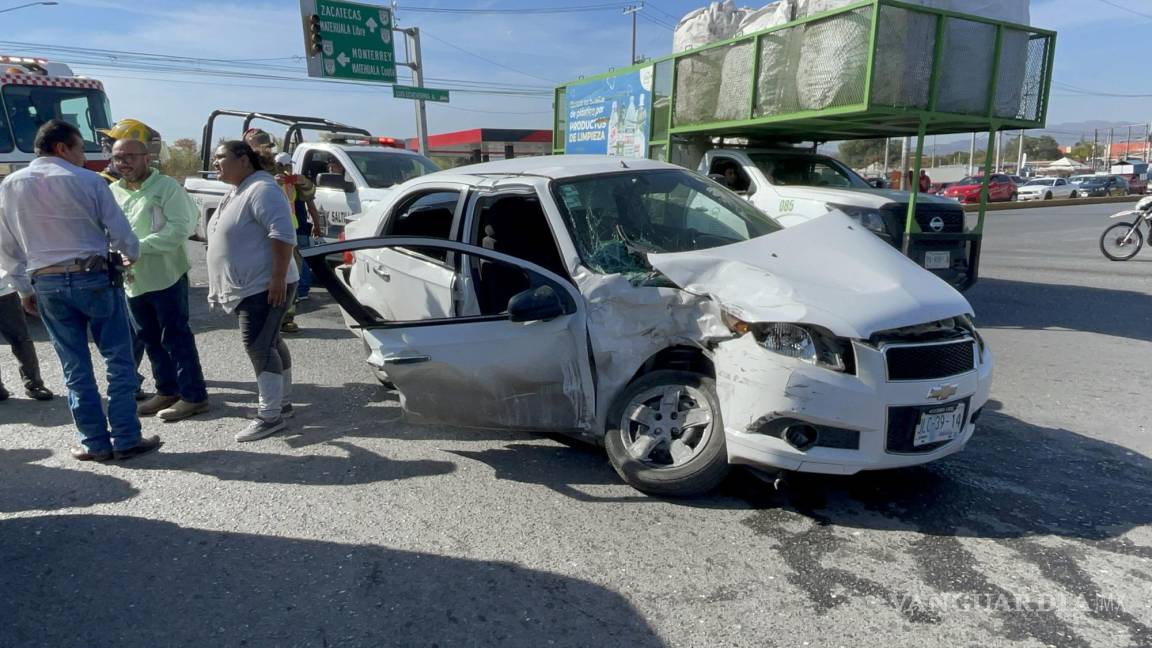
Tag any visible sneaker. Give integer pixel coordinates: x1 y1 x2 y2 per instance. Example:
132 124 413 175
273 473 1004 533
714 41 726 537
113 435 162 461
280 403 294 419
281 319 300 333
138 394 179 416
235 417 285 442
25 383 53 401
157 399 211 422
297 294 310 302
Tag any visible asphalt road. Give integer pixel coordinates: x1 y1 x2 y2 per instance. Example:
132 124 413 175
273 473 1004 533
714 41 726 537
2 202 1151 647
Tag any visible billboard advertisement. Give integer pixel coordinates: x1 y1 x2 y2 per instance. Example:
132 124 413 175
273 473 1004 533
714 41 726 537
564 67 652 157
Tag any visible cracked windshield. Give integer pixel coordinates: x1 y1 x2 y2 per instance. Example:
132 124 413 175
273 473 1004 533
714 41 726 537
552 169 781 274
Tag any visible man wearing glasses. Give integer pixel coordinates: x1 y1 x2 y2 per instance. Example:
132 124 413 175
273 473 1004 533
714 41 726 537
110 137 210 422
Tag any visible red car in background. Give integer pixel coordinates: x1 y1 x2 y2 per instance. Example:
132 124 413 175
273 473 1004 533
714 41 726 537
942 174 1018 204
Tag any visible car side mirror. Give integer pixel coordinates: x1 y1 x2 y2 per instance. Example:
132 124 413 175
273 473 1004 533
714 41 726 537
507 285 565 322
317 172 355 193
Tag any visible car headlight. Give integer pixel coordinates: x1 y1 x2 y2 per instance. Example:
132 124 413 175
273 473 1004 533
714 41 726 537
828 204 887 234
723 313 853 372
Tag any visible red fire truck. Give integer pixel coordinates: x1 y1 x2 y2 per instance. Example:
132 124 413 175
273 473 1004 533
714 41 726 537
0 55 113 180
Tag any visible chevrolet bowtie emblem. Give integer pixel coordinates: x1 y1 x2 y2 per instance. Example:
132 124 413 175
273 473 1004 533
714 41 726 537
927 384 959 401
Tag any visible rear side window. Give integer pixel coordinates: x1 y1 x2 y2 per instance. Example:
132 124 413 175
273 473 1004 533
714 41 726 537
383 190 460 262
0 96 12 153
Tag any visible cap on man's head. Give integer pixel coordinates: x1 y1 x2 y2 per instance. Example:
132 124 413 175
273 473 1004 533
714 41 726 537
244 128 274 148
274 152 293 166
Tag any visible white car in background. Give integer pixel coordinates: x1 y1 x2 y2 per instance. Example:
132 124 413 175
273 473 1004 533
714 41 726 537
304 156 993 497
1016 177 1078 201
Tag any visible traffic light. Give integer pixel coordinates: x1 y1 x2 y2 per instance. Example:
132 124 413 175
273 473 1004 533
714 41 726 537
308 15 323 56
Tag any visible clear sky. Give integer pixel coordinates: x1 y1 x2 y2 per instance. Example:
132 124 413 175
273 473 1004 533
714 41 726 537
0 0 1145 142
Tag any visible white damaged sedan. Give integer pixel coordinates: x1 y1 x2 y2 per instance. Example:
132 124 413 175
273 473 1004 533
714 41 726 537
304 155 993 497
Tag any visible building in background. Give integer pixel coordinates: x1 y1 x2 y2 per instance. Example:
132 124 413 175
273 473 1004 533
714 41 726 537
409 129 552 168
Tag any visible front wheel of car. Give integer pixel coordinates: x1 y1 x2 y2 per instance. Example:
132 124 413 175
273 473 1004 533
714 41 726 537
1009 192 1018 202
1070 191 1078 198
1044 192 1052 200
605 370 729 497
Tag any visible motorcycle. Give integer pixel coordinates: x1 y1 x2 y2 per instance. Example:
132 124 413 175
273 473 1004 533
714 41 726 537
1100 195 1152 261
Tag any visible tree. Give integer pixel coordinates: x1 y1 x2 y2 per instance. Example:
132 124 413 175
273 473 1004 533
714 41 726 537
837 138 900 169
1003 134 1062 162
161 137 202 181
1069 140 1103 162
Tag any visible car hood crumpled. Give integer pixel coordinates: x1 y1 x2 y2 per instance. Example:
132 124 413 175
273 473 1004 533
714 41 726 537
646 212 973 339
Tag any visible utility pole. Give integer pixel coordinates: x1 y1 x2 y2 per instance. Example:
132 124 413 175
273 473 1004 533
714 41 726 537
1017 129 1025 175
1127 124 1134 160
995 130 1003 172
1101 126 1110 170
1145 123 1150 162
883 138 891 178
395 25 429 155
969 132 976 176
1092 129 1099 170
930 135 936 169
623 3 643 65
900 136 909 189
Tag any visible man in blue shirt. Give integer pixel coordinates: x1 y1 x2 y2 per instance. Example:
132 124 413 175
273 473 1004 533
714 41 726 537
0 120 161 461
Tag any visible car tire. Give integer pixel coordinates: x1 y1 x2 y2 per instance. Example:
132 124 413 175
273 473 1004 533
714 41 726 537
1070 191 1078 198
1009 192 1017 202
1044 192 1052 200
604 370 729 497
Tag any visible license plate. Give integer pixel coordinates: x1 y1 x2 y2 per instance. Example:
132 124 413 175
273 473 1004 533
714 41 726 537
913 403 966 447
924 251 951 269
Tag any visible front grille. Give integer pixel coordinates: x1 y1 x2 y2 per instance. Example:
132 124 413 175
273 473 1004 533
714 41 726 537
913 205 964 233
885 340 975 381
886 398 971 454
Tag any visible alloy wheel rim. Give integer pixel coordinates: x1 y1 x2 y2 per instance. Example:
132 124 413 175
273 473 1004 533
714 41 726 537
619 384 714 468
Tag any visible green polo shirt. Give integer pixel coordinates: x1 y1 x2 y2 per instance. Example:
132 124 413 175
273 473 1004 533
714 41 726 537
110 169 197 298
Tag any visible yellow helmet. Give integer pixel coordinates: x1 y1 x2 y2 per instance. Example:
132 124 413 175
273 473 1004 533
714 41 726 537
97 118 158 143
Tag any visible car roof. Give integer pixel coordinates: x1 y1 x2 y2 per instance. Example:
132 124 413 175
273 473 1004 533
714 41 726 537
423 154 681 181
306 143 427 158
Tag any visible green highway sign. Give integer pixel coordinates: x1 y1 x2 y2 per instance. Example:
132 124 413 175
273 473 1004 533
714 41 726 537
392 85 450 103
300 0 396 83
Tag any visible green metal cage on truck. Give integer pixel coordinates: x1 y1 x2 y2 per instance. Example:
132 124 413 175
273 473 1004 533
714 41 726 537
552 0 1056 290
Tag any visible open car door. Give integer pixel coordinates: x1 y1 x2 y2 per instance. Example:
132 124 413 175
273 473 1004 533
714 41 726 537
304 237 596 434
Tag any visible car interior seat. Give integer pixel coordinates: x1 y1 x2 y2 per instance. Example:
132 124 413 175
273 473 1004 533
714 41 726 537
476 196 567 314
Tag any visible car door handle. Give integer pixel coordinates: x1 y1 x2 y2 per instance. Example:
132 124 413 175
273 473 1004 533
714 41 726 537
371 265 391 281
381 355 430 365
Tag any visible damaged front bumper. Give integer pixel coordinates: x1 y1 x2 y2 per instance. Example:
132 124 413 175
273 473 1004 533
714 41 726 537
714 333 992 475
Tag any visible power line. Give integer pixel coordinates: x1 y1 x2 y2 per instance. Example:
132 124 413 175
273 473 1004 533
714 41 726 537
1053 81 1152 99
638 12 676 31
1093 0 1152 20
420 29 558 85
396 3 632 15
643 0 682 23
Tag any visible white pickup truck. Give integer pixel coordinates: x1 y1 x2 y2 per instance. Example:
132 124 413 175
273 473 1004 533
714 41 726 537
183 111 439 240
697 147 971 289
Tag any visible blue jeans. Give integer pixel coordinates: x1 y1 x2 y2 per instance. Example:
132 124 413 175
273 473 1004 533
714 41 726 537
296 234 313 298
33 271 142 453
128 274 208 403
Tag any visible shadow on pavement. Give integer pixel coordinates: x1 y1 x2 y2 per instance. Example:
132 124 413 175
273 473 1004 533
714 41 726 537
119 440 455 486
740 401 1152 541
1 514 666 647
0 396 76 428
449 443 653 503
966 277 1152 342
733 402 1152 644
0 449 138 513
